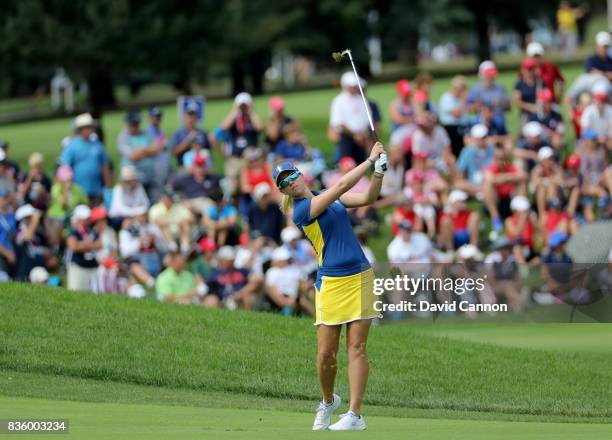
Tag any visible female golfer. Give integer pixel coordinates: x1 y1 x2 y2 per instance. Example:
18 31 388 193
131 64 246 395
273 142 387 431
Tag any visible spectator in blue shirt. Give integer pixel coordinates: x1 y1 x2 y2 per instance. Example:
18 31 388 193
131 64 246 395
0 189 16 280
202 189 239 247
467 61 510 125
585 32 612 80
275 122 308 162
59 113 111 202
455 124 495 195
117 110 164 202
146 106 171 188
171 101 211 167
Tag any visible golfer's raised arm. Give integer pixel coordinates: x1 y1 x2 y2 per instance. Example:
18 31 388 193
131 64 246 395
309 142 385 218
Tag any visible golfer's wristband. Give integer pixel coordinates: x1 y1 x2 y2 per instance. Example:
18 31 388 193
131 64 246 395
373 172 384 178
367 158 376 167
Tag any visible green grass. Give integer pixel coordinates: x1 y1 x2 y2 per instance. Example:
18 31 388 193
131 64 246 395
2 395 611 440
1 284 611 421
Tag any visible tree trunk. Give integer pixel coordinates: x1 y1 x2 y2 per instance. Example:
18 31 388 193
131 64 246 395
474 8 490 62
87 66 116 117
249 51 267 95
397 29 419 67
231 62 245 95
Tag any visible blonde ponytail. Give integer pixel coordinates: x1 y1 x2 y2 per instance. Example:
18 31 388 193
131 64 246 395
280 194 294 215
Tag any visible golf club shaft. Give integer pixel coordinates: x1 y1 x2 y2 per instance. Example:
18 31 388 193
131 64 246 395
346 50 378 143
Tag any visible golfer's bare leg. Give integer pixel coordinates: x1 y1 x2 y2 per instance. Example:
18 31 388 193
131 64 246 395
317 324 341 404
346 319 371 414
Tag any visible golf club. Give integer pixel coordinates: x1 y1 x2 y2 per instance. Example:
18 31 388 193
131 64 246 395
333 48 386 171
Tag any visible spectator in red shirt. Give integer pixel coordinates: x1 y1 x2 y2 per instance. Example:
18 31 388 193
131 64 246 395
524 42 564 102
439 190 479 250
540 198 577 241
531 146 564 216
505 195 537 263
483 146 527 231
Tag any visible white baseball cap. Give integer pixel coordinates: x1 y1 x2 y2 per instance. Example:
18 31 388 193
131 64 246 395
29 266 49 284
510 195 530 212
120 165 138 181
522 121 542 138
127 284 147 298
15 204 37 221
340 71 360 88
448 190 468 204
74 113 95 129
217 245 236 260
234 92 253 106
526 42 544 57
596 31 611 47
592 80 609 96
537 146 555 161
73 204 92 221
470 123 488 139
272 246 291 262
457 244 483 261
281 226 301 243
253 182 271 201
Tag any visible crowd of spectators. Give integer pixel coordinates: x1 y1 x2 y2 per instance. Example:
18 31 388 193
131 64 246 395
2 31 612 317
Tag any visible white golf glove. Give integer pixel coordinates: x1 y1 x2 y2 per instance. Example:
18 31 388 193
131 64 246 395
374 153 388 175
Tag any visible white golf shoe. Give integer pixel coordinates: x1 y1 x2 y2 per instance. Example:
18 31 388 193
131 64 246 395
328 411 366 431
312 393 341 431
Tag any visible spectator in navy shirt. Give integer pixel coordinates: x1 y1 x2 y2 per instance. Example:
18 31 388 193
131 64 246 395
275 122 308 162
66 205 101 291
247 183 284 244
528 89 565 150
146 106 171 187
513 57 542 124
221 92 262 188
171 101 211 167
585 31 612 80
173 155 220 215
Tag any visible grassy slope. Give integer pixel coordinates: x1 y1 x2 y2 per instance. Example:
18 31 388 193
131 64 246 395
1 284 611 419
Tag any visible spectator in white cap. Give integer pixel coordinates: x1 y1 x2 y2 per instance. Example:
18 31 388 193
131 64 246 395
280 225 317 277
108 165 150 229
531 146 563 216
29 266 49 285
467 60 510 127
439 190 480 250
59 113 111 202
221 92 262 186
517 121 546 169
66 204 102 291
586 31 612 80
264 246 313 317
523 42 564 102
246 182 284 244
455 124 494 196
580 81 612 143
119 206 166 288
14 204 53 281
505 196 537 263
329 71 372 163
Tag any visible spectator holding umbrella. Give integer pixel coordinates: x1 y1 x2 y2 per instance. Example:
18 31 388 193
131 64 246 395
66 205 101 291
59 113 112 204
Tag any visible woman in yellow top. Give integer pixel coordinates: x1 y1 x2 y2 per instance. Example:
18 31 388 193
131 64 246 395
273 142 387 431
557 1 588 58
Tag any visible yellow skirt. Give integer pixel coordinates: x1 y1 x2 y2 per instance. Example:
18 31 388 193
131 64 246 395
314 268 382 326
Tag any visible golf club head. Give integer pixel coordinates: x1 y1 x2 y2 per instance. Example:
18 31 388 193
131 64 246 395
331 49 351 62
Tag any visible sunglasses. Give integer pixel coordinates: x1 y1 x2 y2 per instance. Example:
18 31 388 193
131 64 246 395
277 171 301 189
